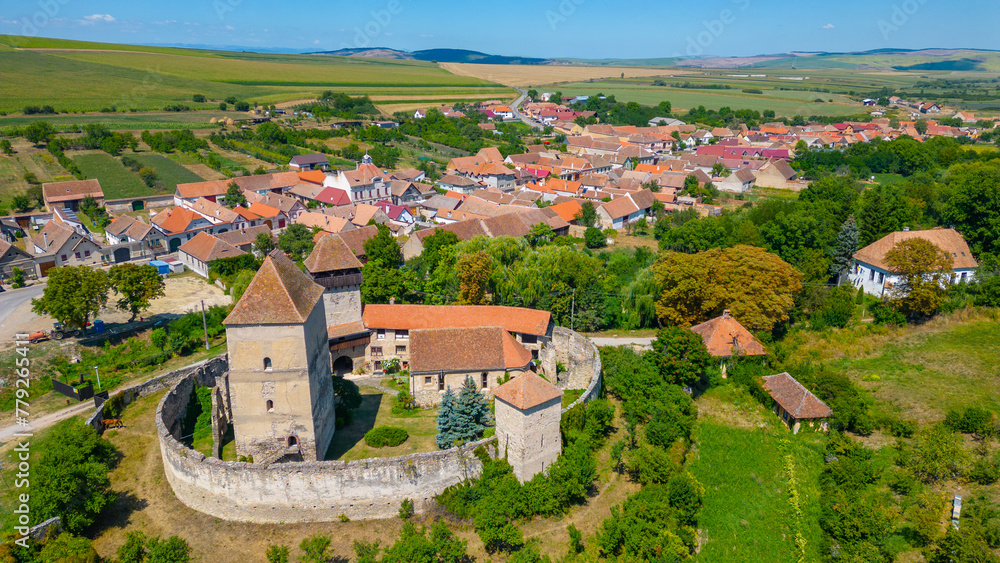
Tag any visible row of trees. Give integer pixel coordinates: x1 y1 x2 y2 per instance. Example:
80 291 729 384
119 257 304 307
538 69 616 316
31 264 166 329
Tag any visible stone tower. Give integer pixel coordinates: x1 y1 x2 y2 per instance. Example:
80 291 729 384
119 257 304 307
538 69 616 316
492 372 563 482
223 250 336 463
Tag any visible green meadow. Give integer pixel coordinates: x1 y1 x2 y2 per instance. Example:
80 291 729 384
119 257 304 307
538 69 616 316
72 153 159 199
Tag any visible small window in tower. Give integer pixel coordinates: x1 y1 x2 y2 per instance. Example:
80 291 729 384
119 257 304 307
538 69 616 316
266 400 274 412
481 372 488 389
263 357 272 370
438 373 445 391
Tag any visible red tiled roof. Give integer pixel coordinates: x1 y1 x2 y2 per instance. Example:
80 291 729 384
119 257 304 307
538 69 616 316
178 232 246 263
363 304 551 336
42 179 103 203
224 250 325 325
762 372 833 420
409 326 532 373
690 312 766 358
493 371 562 410
304 233 363 273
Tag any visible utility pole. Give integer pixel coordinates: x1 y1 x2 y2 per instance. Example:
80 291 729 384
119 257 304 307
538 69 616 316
201 300 209 351
571 288 576 331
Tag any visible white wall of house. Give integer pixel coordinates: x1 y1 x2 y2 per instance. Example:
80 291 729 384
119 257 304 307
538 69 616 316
848 261 977 297
178 251 209 278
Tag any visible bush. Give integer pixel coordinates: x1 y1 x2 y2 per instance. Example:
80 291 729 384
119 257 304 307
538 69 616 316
872 301 906 325
364 426 409 448
584 227 606 249
192 94 206 103
398 498 414 519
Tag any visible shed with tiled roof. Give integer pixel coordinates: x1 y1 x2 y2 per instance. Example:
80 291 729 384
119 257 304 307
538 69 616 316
762 372 833 433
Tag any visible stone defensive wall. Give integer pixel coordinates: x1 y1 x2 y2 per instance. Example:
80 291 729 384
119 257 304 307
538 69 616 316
146 326 602 523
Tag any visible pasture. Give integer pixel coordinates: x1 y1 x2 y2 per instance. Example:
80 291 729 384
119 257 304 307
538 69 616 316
72 152 159 199
441 62 691 87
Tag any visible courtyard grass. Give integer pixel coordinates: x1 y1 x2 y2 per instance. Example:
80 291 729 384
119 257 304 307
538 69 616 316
325 386 439 461
72 152 159 199
690 388 826 563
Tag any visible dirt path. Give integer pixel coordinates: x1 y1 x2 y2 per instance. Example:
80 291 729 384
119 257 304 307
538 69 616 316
0 400 94 441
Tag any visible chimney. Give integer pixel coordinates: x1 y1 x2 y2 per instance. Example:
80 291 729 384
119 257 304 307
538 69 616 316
722 309 731 319
389 297 396 305
43 232 48 247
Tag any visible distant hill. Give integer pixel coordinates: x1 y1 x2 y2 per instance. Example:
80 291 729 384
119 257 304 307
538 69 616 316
674 48 1000 72
312 47 548 65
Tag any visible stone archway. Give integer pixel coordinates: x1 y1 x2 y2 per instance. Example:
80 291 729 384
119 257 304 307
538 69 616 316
332 356 353 376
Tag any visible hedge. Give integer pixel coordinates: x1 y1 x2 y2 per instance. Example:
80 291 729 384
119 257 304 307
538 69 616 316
364 426 409 448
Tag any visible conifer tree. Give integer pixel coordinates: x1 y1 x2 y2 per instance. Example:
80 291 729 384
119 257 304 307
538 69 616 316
435 387 458 449
453 375 492 444
830 214 860 279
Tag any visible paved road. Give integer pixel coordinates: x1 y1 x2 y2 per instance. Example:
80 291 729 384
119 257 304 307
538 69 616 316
510 87 543 130
0 284 44 335
588 336 655 348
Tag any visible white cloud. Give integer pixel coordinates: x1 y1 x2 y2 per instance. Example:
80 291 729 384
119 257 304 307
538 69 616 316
154 19 177 25
822 23 835 29
225 25 235 30
80 13 115 25
313 39 321 45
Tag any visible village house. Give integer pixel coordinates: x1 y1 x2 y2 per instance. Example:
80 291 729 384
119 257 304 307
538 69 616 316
104 215 164 253
716 168 757 193
31 220 103 275
849 227 978 297
244 190 307 222
753 159 800 190
41 179 104 212
288 153 331 171
690 310 766 375
177 231 246 278
435 174 482 194
762 372 833 433
0 239 34 279
215 224 272 254
174 172 299 206
150 206 226 252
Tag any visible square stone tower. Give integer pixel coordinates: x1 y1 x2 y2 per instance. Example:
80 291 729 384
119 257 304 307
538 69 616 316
223 250 336 463
492 372 563 482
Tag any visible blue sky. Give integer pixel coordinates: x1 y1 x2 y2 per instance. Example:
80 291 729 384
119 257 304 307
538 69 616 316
1 0 998 58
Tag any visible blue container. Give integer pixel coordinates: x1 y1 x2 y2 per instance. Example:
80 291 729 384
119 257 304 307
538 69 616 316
149 260 170 275
93 320 105 333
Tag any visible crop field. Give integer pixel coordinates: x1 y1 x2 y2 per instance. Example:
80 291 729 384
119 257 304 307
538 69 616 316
130 154 204 192
553 82 862 116
0 146 72 209
0 35 505 113
0 111 233 132
441 62 693 87
689 400 826 563
72 152 160 199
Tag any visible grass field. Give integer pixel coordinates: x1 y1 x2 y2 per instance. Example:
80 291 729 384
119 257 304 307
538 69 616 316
690 387 826 563
782 309 1000 423
130 153 204 191
0 35 506 113
441 62 693 87
72 152 160 199
0 111 233 131
324 386 438 461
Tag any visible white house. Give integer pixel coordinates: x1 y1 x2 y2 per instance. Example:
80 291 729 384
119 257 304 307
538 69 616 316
849 228 978 297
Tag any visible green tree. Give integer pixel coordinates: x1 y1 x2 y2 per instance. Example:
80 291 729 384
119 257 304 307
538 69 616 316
9 266 25 289
456 250 493 304
901 424 968 483
526 222 554 248
38 533 100 563
150 327 168 351
229 269 257 302
830 214 860 279
0 139 12 155
653 245 803 332
115 531 147 563
884 238 953 318
574 201 598 228
584 227 606 249
146 536 192 563
277 224 315 261
360 259 419 304
138 167 158 188
452 375 492 444
435 388 458 449
650 327 713 386
265 545 290 563
12 194 31 213
32 266 111 331
297 534 331 563
419 229 459 275
24 121 56 145
364 224 402 266
253 232 275 256
225 181 246 208
108 263 165 321
914 119 928 135
32 420 117 533
943 161 1000 256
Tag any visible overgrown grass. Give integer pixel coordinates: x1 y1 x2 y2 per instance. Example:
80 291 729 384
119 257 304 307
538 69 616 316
781 308 1000 422
689 405 826 563
72 152 158 198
